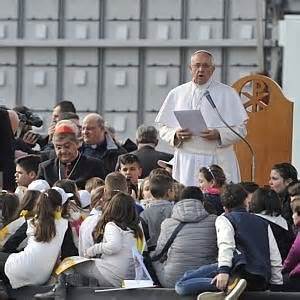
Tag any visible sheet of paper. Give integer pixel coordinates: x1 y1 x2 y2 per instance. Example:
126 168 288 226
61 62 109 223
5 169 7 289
95 280 154 293
123 280 154 288
174 110 207 136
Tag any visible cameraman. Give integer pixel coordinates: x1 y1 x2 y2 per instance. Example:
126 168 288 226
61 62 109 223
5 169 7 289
42 100 77 152
0 107 19 191
13 106 44 155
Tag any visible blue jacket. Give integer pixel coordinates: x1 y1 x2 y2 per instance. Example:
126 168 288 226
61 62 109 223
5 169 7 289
224 208 271 282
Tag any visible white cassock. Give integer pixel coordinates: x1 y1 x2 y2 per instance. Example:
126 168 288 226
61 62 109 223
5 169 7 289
155 78 249 186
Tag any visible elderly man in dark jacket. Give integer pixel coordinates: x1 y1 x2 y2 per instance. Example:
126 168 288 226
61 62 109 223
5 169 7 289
81 113 126 174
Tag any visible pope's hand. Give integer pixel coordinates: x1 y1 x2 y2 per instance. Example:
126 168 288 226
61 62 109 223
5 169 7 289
175 128 193 142
200 129 220 141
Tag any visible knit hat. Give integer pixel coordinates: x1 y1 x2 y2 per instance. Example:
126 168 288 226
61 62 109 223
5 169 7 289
52 186 73 205
78 190 91 208
27 179 50 193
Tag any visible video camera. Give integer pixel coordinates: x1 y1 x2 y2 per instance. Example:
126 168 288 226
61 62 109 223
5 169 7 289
0 105 43 128
17 110 43 128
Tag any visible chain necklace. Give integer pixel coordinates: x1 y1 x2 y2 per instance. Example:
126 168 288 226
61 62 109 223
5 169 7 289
58 153 82 180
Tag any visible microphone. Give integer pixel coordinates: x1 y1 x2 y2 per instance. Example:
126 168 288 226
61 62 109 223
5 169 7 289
204 90 256 182
203 90 216 108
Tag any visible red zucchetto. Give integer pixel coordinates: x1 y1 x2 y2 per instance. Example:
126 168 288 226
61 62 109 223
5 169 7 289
54 124 76 135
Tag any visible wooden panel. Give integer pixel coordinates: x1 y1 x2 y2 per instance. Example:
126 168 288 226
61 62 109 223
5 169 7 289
232 74 293 186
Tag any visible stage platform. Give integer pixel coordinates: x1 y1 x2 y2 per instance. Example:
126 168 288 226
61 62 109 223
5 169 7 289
7 286 300 300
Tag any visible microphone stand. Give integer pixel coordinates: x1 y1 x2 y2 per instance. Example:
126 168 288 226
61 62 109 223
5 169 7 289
204 92 255 182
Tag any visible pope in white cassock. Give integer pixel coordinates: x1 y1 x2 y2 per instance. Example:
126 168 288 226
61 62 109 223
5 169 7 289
155 50 249 186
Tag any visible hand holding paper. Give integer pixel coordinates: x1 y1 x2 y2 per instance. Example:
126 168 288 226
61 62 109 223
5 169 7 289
200 129 220 141
175 128 193 142
174 110 208 136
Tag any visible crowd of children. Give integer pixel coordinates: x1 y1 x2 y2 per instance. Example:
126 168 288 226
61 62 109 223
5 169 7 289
0 153 300 300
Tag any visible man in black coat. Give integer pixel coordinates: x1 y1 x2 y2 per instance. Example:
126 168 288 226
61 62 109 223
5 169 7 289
37 120 106 189
131 125 173 178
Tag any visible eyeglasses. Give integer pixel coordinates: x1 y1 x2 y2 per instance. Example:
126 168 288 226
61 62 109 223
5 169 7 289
191 63 212 69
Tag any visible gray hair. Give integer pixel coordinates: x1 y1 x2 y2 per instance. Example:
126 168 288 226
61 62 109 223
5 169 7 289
191 50 215 66
136 125 158 144
83 113 105 129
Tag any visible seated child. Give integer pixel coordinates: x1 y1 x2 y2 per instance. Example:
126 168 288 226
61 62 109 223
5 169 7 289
250 187 294 261
140 174 174 252
175 183 283 298
1 189 40 253
152 186 217 288
282 205 300 292
0 192 19 230
138 177 153 208
78 172 128 257
84 177 105 194
35 192 144 299
1 189 68 295
198 165 226 215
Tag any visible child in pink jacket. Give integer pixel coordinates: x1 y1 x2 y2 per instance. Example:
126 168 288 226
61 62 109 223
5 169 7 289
282 205 300 291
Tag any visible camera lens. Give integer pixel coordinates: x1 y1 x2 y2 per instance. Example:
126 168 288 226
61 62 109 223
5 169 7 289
27 113 43 127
